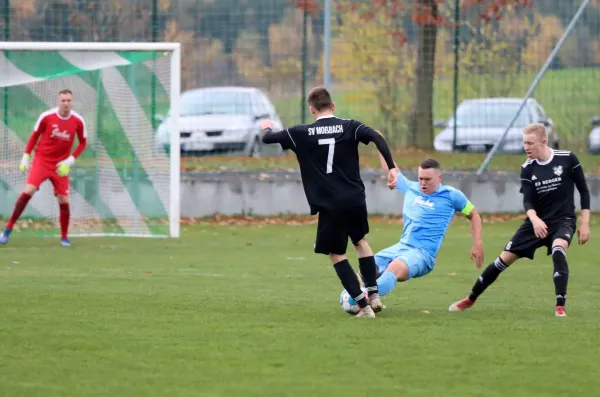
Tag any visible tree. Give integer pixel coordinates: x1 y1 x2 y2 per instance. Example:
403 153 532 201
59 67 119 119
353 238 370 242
233 8 318 97
458 3 540 97
162 19 225 90
408 0 439 148
409 0 536 148
521 14 563 70
327 0 415 146
322 0 535 149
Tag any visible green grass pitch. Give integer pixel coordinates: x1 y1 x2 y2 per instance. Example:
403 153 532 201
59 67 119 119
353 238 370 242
1 218 599 396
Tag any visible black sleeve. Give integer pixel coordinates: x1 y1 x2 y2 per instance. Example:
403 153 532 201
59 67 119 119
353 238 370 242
570 154 590 210
261 127 296 151
520 166 535 211
354 123 395 170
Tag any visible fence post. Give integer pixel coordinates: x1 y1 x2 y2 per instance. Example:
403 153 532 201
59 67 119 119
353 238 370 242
151 0 158 131
300 7 308 124
452 0 459 151
3 0 9 157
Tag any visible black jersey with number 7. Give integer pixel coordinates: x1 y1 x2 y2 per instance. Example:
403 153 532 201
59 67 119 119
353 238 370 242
263 115 387 215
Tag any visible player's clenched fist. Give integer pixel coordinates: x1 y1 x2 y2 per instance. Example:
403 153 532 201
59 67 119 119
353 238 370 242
19 153 30 172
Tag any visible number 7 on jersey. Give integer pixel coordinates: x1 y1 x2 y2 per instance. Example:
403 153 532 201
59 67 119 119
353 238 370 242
318 138 335 174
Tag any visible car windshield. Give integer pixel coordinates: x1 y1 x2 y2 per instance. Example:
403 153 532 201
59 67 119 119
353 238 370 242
180 91 252 116
448 102 531 128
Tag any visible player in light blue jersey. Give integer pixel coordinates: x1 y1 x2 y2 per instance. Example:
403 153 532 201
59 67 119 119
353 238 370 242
345 153 484 308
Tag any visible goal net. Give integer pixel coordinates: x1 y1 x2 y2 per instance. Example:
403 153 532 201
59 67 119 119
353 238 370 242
0 42 180 238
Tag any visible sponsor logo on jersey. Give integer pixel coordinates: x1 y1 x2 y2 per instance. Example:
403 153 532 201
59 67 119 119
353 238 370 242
413 196 435 209
50 124 71 141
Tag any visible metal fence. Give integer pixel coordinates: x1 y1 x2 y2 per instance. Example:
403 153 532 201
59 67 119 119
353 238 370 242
1 0 599 157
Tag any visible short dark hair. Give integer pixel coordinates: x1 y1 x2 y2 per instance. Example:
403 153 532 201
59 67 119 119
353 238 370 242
58 89 72 96
307 86 333 111
420 158 441 170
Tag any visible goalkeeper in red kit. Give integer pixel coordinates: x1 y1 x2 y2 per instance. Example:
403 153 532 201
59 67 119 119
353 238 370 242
0 89 87 247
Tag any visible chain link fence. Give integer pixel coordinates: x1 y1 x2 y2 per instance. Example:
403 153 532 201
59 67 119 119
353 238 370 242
1 0 599 159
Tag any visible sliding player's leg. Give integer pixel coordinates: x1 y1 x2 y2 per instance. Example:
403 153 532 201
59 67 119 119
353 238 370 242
51 173 71 247
0 166 46 244
316 208 375 318
373 244 435 298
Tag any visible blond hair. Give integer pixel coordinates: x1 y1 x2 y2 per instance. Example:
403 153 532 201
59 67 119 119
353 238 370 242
523 123 547 141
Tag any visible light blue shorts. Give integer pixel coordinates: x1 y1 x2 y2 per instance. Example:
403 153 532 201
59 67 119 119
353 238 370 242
374 242 435 280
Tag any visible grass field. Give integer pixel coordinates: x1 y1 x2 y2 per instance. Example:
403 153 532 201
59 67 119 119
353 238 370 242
1 217 600 396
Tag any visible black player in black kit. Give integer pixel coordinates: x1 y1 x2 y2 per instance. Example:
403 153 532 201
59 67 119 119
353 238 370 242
449 123 591 317
260 87 399 318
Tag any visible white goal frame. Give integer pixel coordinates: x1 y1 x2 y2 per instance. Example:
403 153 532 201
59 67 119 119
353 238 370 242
0 41 181 238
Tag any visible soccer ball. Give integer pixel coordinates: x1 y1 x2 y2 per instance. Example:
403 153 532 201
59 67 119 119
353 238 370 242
340 288 365 315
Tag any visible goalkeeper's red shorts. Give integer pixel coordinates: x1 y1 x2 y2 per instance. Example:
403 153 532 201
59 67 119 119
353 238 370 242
26 161 70 196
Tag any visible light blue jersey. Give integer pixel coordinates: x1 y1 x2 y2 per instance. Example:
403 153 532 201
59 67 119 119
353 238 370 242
396 174 472 259
374 173 473 281
344 172 475 305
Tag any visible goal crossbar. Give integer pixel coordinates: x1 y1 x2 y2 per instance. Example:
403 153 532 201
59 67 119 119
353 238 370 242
0 42 181 52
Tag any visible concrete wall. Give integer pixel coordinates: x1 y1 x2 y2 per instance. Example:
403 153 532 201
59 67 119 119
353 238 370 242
181 171 600 217
1 170 598 218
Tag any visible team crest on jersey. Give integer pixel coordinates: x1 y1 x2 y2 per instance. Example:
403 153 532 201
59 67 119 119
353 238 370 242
553 165 563 176
50 124 71 141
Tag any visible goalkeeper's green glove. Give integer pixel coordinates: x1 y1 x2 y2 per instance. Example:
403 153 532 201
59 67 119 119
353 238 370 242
19 154 30 173
56 156 75 177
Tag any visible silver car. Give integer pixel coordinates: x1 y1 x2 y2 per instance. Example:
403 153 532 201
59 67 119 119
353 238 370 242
154 86 284 157
434 98 559 153
588 116 600 154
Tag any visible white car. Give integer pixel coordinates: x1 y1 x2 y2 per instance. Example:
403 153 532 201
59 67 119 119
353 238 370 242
434 98 559 153
154 86 284 157
588 116 600 154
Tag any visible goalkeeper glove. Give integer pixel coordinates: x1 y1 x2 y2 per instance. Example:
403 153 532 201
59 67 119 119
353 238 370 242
19 154 30 172
56 156 75 177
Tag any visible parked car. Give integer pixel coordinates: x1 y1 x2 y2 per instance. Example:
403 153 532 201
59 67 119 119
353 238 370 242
154 86 284 157
588 116 600 154
433 98 559 153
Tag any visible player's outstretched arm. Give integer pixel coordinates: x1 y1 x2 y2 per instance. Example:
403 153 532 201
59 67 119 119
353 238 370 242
259 119 296 151
571 158 591 244
372 131 421 192
355 128 397 188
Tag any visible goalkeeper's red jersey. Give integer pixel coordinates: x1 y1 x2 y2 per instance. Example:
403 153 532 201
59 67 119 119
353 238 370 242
25 108 87 165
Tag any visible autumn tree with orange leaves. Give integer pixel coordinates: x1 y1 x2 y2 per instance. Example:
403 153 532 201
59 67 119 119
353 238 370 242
294 0 536 149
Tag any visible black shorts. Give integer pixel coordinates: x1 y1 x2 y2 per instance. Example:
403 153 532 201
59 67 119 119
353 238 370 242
504 218 576 260
314 204 369 255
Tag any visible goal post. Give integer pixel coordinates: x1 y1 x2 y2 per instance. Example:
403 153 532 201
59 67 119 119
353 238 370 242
0 42 181 238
